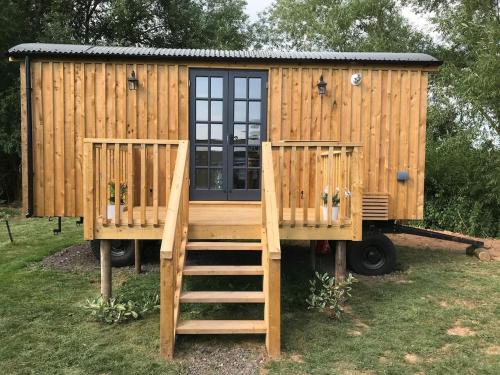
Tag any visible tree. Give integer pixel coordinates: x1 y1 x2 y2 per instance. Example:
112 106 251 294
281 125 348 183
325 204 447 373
252 0 432 52
0 0 250 203
404 0 500 137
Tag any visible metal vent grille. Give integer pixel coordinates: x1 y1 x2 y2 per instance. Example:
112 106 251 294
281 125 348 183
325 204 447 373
362 193 389 220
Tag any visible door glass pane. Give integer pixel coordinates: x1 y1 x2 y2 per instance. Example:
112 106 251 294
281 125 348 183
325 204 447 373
210 146 223 166
249 78 261 99
234 78 247 98
234 101 246 122
248 146 260 167
211 100 223 122
248 101 261 122
211 123 223 144
233 124 246 144
196 77 208 97
211 77 223 98
248 124 260 145
195 146 208 166
233 169 246 189
195 169 208 189
248 169 260 189
233 147 246 167
196 123 208 143
196 100 208 121
210 169 223 189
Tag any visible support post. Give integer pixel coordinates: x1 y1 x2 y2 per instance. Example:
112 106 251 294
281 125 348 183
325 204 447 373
134 240 141 274
160 256 175 359
335 240 347 284
100 240 112 300
266 257 281 358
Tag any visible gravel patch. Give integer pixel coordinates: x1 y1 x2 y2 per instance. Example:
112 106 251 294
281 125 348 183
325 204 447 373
176 336 266 375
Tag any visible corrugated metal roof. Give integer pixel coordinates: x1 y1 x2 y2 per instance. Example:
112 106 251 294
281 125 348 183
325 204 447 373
8 43 442 66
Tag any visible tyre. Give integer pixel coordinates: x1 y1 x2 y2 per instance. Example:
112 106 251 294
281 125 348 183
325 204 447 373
90 240 135 267
347 233 396 276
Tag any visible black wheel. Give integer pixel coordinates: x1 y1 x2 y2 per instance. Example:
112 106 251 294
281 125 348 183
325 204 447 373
90 240 135 267
347 233 396 276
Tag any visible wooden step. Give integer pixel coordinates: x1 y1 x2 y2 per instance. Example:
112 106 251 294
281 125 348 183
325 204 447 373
177 320 266 334
183 265 264 276
186 241 262 251
180 291 265 303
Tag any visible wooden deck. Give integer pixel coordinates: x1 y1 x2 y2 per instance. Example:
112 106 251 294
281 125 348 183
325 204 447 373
93 201 356 240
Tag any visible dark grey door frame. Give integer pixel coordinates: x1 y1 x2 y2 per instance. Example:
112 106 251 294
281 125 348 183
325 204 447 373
189 68 268 201
227 70 268 200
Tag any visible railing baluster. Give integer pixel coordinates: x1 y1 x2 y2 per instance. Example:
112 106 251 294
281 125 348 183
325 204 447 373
340 146 347 225
114 143 120 226
315 146 321 227
140 143 146 226
165 145 171 213
153 143 159 227
101 143 108 226
290 146 296 227
327 146 334 227
302 146 309 226
351 147 363 240
278 146 284 225
127 143 134 226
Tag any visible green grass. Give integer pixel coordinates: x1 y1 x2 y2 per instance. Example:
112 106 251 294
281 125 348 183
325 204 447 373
0 215 499 374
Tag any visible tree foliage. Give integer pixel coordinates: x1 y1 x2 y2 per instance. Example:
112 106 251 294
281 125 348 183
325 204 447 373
0 0 249 202
252 0 432 52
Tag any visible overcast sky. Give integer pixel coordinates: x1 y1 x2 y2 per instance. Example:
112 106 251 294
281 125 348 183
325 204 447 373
245 0 435 37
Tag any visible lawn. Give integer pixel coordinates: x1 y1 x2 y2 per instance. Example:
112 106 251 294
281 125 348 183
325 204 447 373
0 214 499 374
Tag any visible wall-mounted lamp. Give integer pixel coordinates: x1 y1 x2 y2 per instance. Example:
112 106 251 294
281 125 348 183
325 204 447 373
317 74 327 95
128 70 138 90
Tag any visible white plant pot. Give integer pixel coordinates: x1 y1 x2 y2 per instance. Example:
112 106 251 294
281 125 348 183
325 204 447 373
322 205 340 221
333 206 339 220
107 204 125 219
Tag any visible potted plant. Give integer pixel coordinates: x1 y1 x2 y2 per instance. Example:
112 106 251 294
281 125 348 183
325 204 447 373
321 187 340 221
107 182 127 218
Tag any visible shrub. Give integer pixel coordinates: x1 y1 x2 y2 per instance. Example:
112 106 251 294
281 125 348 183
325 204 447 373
84 293 159 324
306 272 356 319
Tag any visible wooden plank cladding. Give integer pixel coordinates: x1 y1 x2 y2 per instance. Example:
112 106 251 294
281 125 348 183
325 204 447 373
22 58 430 221
268 67 429 220
27 60 188 218
83 139 185 240
271 141 363 241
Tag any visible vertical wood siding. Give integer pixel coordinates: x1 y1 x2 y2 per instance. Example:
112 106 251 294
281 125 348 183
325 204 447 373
25 60 188 217
268 67 429 219
22 60 429 220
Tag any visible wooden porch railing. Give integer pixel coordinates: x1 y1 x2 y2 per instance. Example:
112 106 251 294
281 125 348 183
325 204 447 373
261 142 281 358
158 141 189 359
271 141 363 240
83 138 186 240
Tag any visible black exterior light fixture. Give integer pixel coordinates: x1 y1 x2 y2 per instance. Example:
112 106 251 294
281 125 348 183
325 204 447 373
128 70 138 90
317 74 327 95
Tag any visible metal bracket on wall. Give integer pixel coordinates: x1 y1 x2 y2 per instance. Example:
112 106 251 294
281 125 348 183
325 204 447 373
49 216 62 235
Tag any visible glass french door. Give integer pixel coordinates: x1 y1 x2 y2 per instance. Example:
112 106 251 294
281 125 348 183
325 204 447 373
189 69 267 200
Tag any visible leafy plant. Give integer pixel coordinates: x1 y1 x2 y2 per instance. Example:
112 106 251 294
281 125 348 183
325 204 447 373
83 293 159 324
306 272 356 320
321 188 340 207
108 182 127 205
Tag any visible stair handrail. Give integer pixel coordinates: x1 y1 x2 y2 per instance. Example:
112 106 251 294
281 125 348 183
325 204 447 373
262 142 281 259
159 140 189 359
160 140 189 259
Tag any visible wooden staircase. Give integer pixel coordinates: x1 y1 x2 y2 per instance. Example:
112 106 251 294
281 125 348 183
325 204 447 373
159 142 281 359
176 240 266 335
